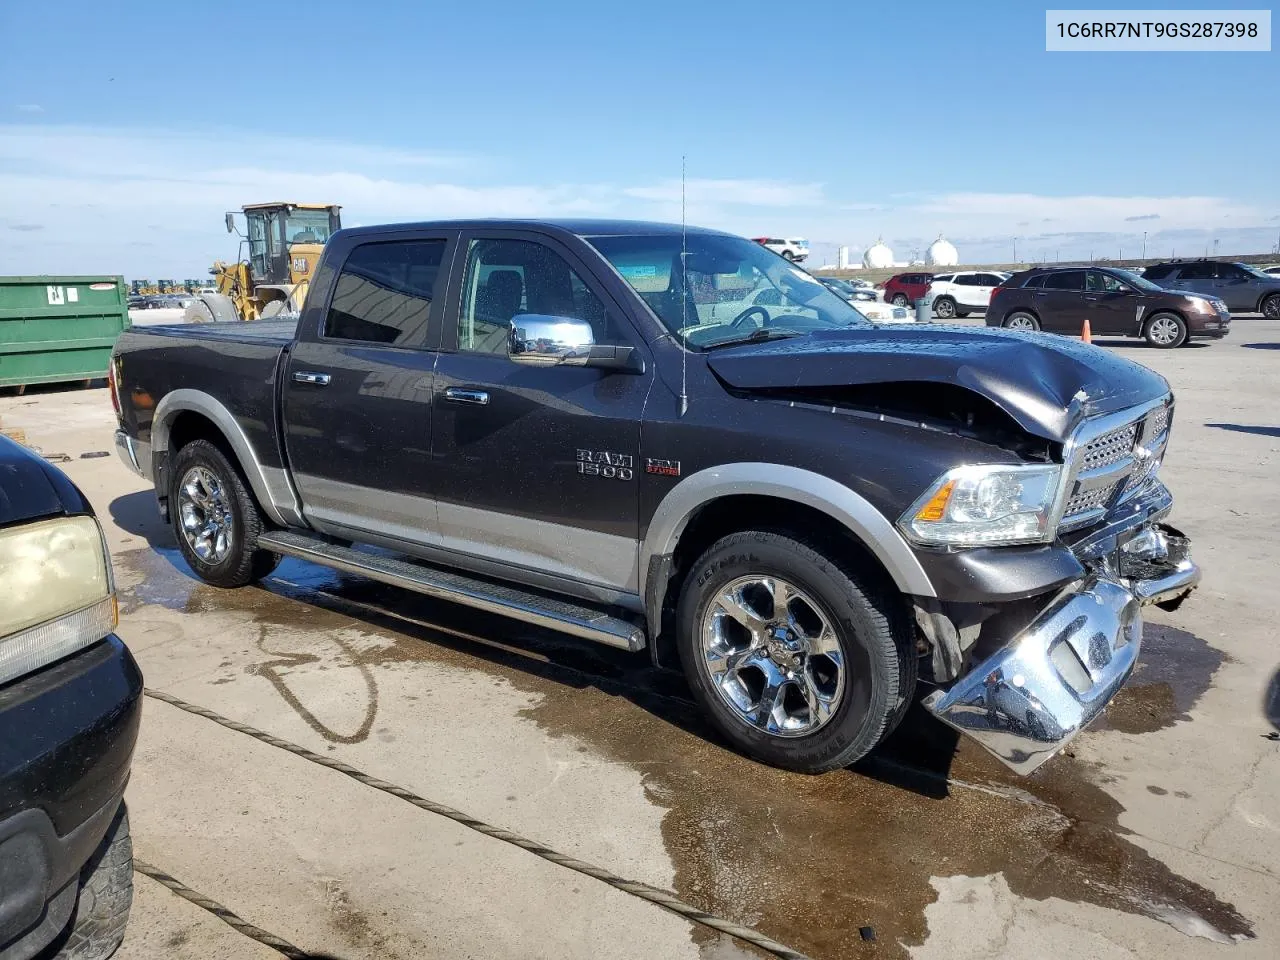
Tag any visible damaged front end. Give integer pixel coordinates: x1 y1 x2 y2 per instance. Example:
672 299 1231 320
919 399 1201 775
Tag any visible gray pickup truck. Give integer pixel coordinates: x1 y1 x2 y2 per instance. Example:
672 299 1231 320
111 219 1200 775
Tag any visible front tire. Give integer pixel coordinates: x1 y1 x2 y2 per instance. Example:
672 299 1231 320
1144 312 1187 349
890 293 909 307
933 297 956 319
46 805 133 960
1261 294 1280 319
676 531 915 773
169 439 280 587
781 250 795 261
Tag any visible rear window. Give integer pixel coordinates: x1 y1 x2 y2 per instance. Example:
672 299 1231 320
1043 270 1086 291
1178 262 1215 280
325 239 447 346
1023 274 1047 288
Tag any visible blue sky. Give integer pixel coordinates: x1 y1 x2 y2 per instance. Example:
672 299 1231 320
2 0 1277 275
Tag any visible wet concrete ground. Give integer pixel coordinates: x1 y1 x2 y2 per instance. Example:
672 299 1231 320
2 320 1278 959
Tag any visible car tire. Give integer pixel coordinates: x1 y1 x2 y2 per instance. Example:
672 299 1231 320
933 297 956 319
1261 294 1280 319
955 309 971 318
676 531 916 773
782 250 795 261
169 439 280 587
45 805 133 960
890 293 909 307
1143 312 1187 349
1002 311 1041 331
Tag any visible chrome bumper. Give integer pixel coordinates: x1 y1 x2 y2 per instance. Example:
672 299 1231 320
113 428 150 480
923 558 1200 775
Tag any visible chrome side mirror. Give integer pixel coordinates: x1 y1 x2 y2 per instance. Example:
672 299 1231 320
508 315 594 367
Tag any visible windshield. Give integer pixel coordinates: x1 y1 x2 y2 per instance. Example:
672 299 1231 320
285 210 333 245
820 277 854 295
586 233 870 348
1112 268 1165 293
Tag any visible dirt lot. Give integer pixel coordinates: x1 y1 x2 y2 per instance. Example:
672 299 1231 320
2 322 1277 960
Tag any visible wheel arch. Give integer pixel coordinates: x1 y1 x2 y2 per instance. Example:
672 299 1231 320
640 465 935 665
152 389 300 526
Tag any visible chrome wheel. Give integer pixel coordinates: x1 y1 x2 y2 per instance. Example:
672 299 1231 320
700 576 846 738
1005 314 1038 330
178 465 234 563
934 298 955 318
1148 315 1182 345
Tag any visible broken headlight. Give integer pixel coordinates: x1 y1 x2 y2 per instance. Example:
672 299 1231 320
0 516 117 686
900 464 1062 547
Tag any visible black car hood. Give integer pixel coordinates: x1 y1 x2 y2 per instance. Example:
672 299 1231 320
0 435 82 525
705 326 1171 442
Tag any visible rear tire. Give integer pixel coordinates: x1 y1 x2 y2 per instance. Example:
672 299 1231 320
169 439 280 587
933 297 956 319
1003 311 1041 331
782 250 795 261
676 531 915 773
46 805 133 960
890 293 909 307
1143 312 1187 349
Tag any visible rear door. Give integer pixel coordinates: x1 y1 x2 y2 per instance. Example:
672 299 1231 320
283 230 458 542
973 273 1006 311
1168 261 1215 297
1035 269 1087 332
428 230 652 592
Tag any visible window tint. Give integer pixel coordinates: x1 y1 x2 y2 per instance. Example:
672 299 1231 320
1043 270 1085 291
1178 262 1215 280
459 238 619 355
932 274 954 283
1023 274 1047 289
325 239 446 346
956 274 983 286
1142 264 1174 280
977 273 1005 286
1215 263 1248 280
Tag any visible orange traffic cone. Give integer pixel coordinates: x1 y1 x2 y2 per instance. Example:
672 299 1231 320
1081 317 1092 344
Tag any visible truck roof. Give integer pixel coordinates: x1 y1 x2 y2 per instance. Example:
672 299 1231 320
335 218 737 241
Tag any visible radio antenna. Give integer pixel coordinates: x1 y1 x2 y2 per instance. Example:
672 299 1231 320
679 155 689 416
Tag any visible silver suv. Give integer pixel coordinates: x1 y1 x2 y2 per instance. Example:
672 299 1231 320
1143 260 1280 318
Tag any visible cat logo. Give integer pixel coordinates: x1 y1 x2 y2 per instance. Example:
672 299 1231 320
292 257 309 274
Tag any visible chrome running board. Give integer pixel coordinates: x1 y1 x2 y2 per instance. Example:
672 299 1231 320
258 530 646 653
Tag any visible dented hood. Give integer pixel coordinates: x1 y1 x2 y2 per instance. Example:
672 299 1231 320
705 326 1171 442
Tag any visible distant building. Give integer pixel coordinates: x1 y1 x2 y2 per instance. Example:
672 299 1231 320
927 236 959 266
862 238 894 269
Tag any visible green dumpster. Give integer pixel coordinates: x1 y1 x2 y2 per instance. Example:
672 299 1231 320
0 276 131 391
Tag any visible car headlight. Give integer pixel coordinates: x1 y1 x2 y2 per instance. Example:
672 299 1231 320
1184 296 1215 313
900 464 1062 546
0 516 116 686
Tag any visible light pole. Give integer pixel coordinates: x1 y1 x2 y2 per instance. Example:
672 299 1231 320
1213 238 1219 258
1142 231 1147 260
1012 237 1018 264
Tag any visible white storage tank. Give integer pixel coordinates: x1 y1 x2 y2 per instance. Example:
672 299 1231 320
862 239 893 269
926 235 959 266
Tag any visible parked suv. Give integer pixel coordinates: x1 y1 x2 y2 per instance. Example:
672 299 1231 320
1142 260 1280 318
928 271 1009 318
882 272 933 306
988 266 1230 348
751 237 809 262
0 435 140 960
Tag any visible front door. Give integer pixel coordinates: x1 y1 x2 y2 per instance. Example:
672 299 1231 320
429 231 652 593
1084 270 1140 334
283 232 457 543
1211 262 1256 311
1168 261 1216 298
1034 269 1087 333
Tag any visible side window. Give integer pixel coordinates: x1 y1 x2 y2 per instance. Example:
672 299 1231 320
978 273 1004 286
1024 274 1046 289
933 274 954 283
956 274 982 286
324 239 446 346
1044 270 1085 290
1179 262 1215 280
459 238 620 355
1214 263 1246 280
1143 264 1174 280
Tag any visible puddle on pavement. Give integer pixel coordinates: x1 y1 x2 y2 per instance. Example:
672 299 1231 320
1094 623 1228 735
117 548 1253 959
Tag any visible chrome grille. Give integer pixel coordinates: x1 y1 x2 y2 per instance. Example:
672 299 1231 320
1148 404 1170 440
1079 423 1138 472
1064 483 1117 517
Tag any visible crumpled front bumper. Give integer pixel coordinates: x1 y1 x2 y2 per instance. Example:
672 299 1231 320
922 549 1200 775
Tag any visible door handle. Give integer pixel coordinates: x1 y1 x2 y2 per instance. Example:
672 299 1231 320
444 387 490 405
293 371 331 386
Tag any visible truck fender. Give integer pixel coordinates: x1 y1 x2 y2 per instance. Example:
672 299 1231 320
151 389 303 527
639 463 937 630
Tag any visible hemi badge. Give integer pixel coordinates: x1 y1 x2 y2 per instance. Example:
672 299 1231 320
645 458 681 477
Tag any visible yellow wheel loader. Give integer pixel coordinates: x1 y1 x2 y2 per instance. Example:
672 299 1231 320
185 202 341 323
